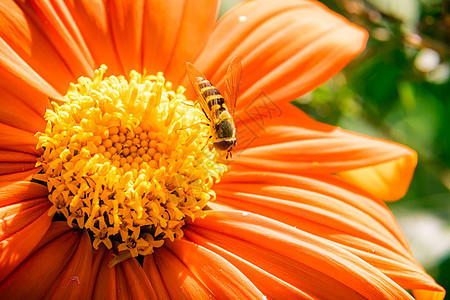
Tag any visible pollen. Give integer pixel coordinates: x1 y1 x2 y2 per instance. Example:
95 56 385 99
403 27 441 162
35 65 226 262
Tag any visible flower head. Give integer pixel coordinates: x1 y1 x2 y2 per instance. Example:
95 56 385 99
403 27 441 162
0 0 445 299
35 65 226 261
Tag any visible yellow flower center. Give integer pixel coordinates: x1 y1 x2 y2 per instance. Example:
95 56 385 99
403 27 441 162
35 65 226 263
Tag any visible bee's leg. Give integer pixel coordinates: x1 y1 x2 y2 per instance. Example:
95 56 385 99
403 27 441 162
182 101 195 107
201 135 212 151
182 101 203 111
216 151 230 164
176 122 209 132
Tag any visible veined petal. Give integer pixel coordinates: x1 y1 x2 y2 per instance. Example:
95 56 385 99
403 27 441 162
217 171 412 255
0 180 50 282
149 247 215 299
27 0 94 78
0 151 38 175
413 289 446 300
0 198 49 240
0 123 40 155
108 0 144 74
142 0 220 83
0 0 75 95
0 180 48 206
48 230 93 300
338 156 417 201
86 246 106 299
63 0 123 75
119 255 157 300
189 0 367 109
91 250 117 300
185 210 413 299
0 213 51 282
165 239 265 299
233 103 417 201
189 224 313 299
0 36 55 114
215 171 444 295
341 238 445 297
0 191 51 282
0 169 39 182
0 222 82 298
142 254 171 300
92 250 157 300
0 87 46 132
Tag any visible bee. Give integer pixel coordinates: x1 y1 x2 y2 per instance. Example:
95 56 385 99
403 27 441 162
186 57 242 158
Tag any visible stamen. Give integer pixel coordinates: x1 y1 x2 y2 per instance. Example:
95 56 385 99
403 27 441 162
35 65 227 259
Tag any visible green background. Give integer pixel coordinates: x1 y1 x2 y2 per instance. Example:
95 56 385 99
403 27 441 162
221 0 450 293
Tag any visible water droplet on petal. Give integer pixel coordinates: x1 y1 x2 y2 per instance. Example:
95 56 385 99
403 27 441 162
239 15 247 22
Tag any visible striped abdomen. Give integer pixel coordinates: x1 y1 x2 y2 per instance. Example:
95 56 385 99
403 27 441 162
197 79 227 115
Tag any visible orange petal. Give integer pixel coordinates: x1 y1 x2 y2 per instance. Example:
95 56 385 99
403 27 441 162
184 228 313 299
92 250 156 300
0 151 38 176
0 123 39 155
92 250 117 300
338 156 417 201
232 103 417 201
0 0 76 95
413 289 446 300
116 261 133 299
142 254 171 300
63 0 123 75
165 238 265 299
185 210 414 299
0 222 82 298
0 168 39 182
215 171 444 294
186 210 415 299
108 0 144 74
86 246 106 299
341 237 445 296
0 86 46 132
48 230 93 300
234 124 415 175
0 36 55 113
188 0 367 109
0 198 50 240
0 151 37 162
151 247 214 299
0 207 51 283
0 180 47 206
142 0 220 83
218 172 411 255
119 255 157 300
26 0 94 78
32 221 73 250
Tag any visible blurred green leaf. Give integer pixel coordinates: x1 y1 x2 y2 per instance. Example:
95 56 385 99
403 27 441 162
367 0 420 28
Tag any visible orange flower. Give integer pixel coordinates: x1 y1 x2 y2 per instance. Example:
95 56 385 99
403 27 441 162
0 0 445 299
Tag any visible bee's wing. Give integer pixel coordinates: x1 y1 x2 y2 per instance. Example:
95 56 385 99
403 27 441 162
186 62 212 118
224 56 242 117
